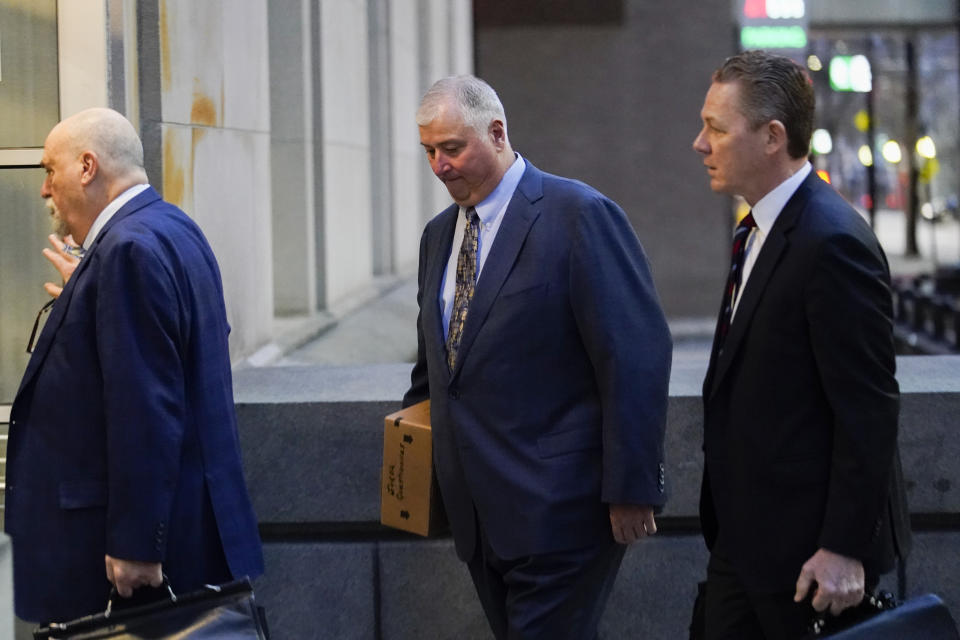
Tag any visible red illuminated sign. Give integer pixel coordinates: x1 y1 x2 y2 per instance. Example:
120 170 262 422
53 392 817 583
744 0 767 18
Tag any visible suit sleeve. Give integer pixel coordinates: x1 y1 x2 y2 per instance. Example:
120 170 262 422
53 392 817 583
403 225 431 408
806 232 899 559
569 195 673 507
96 239 186 562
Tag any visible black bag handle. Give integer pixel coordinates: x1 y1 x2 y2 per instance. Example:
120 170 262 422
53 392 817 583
104 573 178 617
806 590 899 637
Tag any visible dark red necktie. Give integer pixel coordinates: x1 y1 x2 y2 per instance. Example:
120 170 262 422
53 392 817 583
716 212 757 348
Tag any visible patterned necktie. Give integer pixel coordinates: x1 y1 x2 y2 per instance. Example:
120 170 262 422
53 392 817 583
446 207 480 370
716 212 757 349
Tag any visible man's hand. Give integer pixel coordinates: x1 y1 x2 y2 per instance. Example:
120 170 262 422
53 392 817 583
794 548 865 616
42 233 81 298
105 555 163 598
609 504 657 544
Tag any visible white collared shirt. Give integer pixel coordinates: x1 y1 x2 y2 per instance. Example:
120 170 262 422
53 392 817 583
82 183 151 250
733 162 812 317
439 154 526 339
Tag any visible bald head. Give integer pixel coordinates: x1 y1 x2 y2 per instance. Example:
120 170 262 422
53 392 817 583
41 108 149 244
48 108 147 184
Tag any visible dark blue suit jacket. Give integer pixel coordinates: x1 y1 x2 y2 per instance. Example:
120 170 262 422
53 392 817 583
5 187 264 623
404 161 672 562
700 172 910 593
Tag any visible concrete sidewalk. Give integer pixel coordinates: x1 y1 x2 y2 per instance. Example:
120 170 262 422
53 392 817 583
259 207 958 368
272 277 717 370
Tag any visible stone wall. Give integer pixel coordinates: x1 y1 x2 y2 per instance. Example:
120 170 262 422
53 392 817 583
135 0 471 361
474 0 735 319
234 356 960 638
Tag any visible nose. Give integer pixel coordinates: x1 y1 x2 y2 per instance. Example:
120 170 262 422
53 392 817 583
431 152 450 177
693 128 709 155
40 175 51 199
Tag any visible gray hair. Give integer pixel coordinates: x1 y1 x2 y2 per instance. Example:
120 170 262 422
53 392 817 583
416 75 507 135
64 108 145 176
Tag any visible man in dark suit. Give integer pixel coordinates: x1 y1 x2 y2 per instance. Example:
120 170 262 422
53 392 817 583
5 108 264 623
692 51 910 639
403 75 672 639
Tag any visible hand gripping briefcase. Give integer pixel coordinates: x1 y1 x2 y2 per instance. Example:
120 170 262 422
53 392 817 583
33 577 269 639
806 592 960 639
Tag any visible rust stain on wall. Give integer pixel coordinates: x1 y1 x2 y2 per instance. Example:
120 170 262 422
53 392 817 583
191 128 205 193
163 128 187 208
159 0 172 91
191 91 218 128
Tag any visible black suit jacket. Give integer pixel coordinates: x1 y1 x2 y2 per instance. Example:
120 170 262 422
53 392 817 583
404 161 672 562
700 171 911 593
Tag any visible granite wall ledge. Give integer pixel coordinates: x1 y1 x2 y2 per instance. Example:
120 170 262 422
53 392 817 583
234 356 960 638
234 356 960 526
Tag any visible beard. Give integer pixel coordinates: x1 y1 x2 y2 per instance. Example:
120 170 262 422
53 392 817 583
45 198 70 238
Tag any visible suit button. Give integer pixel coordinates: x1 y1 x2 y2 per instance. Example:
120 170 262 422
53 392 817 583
449 389 460 400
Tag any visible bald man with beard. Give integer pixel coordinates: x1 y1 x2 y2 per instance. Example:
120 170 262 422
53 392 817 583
5 108 263 624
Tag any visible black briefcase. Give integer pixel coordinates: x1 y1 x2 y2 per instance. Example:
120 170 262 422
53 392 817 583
807 593 959 639
33 577 269 639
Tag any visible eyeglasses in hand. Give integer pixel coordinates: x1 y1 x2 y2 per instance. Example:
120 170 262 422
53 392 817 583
26 298 56 354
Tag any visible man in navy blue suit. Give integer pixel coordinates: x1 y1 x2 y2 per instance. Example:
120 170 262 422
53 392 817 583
404 76 672 639
5 108 263 623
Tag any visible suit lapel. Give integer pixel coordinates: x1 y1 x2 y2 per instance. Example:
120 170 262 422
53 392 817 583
15 187 162 396
706 175 816 400
424 206 458 364
450 164 543 377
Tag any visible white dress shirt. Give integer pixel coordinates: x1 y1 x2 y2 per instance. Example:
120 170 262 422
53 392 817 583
440 154 526 339
733 162 812 317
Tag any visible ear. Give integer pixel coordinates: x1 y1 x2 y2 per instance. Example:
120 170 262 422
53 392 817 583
488 119 507 150
78 151 99 186
765 120 789 155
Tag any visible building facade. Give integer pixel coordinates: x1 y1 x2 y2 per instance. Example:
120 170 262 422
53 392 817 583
0 0 472 400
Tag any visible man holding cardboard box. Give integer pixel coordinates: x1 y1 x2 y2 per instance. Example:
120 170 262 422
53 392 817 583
403 75 672 639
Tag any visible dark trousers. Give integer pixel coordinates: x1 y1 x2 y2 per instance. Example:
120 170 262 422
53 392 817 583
466 524 625 640
704 552 812 640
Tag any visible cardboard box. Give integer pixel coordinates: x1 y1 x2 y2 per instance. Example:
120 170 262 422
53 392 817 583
380 400 447 536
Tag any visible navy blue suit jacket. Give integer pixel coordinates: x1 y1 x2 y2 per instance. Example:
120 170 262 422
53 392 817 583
700 172 911 593
5 187 264 622
404 162 672 562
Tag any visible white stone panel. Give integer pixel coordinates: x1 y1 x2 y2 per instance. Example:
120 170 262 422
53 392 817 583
323 143 373 309
164 124 274 360
418 0 459 218
421 0 451 84
390 0 423 271
58 0 109 116
272 138 317 314
159 123 195 215
390 0 419 58
318 0 374 307
320 0 370 147
158 0 224 127
221 0 270 132
449 0 474 75
391 156 422 270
